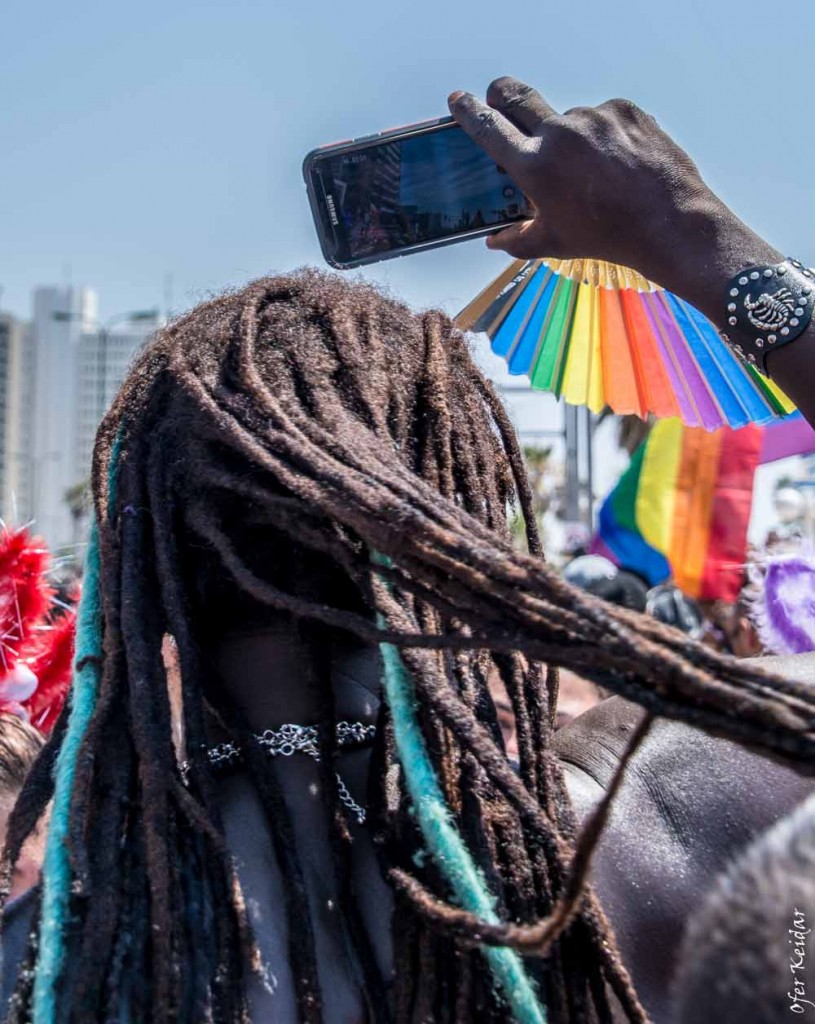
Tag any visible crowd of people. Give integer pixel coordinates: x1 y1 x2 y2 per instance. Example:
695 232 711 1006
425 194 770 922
0 76 813 1024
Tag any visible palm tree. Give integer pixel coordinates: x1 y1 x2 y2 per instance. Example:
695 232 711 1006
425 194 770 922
523 444 553 515
510 445 554 548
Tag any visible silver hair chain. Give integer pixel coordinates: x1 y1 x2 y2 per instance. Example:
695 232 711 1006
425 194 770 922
180 721 376 825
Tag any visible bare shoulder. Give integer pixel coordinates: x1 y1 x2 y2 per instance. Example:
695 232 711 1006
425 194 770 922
552 654 815 1022
554 651 815 800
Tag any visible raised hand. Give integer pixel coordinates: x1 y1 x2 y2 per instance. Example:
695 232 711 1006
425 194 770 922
449 78 715 281
449 78 780 305
448 78 815 426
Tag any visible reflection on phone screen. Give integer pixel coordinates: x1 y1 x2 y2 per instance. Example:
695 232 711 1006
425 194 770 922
315 127 530 260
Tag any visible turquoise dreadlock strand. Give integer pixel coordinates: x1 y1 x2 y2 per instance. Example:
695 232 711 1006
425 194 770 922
376 577 546 1023
32 521 103 1023
33 436 121 1023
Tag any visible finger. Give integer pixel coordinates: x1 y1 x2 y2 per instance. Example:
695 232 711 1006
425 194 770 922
486 220 548 260
447 91 530 167
606 101 663 134
595 97 646 124
486 77 557 134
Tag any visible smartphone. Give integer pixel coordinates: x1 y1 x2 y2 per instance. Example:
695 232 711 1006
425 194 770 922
303 116 532 269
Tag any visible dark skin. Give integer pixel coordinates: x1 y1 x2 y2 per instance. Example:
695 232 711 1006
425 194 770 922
1 630 395 1024
447 78 815 423
5 80 813 1023
201 638 814 1023
553 658 815 1023
443 77 815 1019
209 629 391 1024
2 637 810 1023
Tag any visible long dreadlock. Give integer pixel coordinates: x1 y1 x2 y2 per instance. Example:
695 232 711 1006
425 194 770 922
6 269 815 1023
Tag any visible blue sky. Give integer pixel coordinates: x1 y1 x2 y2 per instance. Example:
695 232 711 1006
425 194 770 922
1 0 812 541
2 0 813 324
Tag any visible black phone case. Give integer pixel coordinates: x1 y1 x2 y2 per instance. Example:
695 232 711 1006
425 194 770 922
302 116 513 270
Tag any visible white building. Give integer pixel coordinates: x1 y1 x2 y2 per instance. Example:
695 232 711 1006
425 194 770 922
29 287 97 550
75 319 159 489
0 312 33 525
23 287 160 552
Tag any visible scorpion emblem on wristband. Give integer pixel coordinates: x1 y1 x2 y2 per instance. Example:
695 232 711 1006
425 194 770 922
744 288 798 332
721 260 814 374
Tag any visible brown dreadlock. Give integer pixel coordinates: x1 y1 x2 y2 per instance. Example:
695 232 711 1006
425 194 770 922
4 269 815 1023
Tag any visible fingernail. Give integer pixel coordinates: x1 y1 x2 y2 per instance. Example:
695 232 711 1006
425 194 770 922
448 91 466 105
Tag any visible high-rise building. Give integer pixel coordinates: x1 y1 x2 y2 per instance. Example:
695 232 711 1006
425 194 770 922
75 319 158 483
29 286 97 550
20 287 160 552
0 312 33 525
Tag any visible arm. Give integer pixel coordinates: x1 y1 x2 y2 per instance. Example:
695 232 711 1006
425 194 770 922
448 79 815 424
553 653 815 1022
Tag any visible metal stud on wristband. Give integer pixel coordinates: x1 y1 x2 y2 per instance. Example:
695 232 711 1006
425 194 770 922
719 259 815 375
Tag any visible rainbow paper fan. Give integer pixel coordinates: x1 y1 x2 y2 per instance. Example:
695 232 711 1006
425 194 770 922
456 259 795 430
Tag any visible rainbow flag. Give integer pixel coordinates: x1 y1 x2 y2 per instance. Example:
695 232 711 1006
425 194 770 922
592 419 764 602
759 413 815 464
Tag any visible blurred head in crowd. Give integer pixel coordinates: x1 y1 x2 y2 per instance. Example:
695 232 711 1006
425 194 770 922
561 522 591 560
765 487 807 551
563 553 616 590
593 570 649 613
700 597 762 658
646 584 703 638
556 555 645 729
0 716 43 898
564 555 649 613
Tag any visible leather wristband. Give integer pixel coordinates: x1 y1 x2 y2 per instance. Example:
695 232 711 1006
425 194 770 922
719 259 814 375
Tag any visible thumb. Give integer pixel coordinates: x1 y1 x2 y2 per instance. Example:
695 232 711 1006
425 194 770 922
486 219 549 260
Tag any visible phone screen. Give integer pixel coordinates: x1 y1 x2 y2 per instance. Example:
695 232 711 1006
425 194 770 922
308 123 531 266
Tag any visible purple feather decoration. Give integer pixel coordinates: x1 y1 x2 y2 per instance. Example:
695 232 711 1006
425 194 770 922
750 552 815 656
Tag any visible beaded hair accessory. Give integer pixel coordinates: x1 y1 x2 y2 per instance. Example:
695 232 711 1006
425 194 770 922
183 721 376 824
721 259 815 375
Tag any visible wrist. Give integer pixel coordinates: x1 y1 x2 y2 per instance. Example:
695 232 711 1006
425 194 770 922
643 195 782 325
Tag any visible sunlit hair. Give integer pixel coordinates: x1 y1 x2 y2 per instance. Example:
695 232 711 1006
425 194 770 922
4 270 814 1023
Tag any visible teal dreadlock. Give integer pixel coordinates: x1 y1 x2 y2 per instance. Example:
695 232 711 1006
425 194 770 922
33 430 122 1023
373 549 545 1022
4 271 670 1022
32 519 103 1023
379 638 545 1024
